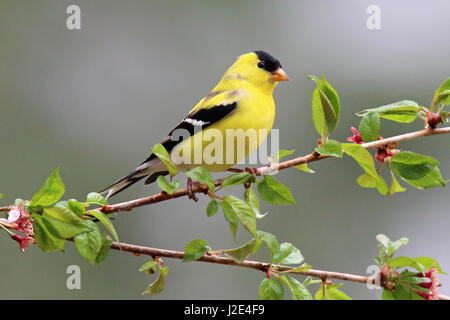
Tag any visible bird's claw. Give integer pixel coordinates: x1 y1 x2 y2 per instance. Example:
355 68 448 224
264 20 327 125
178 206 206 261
187 177 198 202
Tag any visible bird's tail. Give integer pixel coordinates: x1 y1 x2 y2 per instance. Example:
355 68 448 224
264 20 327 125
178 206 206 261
100 169 147 199
100 164 170 199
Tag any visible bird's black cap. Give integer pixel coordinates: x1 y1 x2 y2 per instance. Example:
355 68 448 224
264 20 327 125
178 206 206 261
254 50 282 73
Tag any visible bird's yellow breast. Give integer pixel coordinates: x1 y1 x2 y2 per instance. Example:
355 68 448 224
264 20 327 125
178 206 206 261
172 86 276 172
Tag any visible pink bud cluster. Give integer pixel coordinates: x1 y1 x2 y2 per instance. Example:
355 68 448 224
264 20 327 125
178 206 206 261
416 268 440 300
0 201 34 252
346 127 399 162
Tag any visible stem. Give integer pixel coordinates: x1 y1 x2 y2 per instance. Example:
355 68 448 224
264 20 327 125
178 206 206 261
0 205 11 212
109 240 450 300
0 223 15 236
101 126 450 214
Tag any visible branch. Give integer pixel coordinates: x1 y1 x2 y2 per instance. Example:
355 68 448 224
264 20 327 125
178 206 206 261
0 127 448 214
0 205 10 212
2 126 449 300
100 126 450 214
109 239 450 300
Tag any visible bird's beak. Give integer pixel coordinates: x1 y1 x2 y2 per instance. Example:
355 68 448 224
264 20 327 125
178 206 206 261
271 68 290 82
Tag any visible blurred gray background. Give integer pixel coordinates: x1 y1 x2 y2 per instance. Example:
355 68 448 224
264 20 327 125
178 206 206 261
0 0 449 299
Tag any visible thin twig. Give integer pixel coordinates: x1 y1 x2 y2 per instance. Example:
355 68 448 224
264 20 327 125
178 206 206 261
109 240 450 300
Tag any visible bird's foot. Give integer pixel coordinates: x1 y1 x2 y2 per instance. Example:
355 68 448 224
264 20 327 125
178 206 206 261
186 178 209 202
187 178 198 202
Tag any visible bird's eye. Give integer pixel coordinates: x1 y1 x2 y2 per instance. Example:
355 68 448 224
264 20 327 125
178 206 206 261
258 61 265 69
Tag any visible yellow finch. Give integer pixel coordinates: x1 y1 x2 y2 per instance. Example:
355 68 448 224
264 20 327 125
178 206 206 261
101 51 289 198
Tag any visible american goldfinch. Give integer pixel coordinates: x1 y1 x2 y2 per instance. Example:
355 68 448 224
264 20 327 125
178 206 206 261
101 50 289 198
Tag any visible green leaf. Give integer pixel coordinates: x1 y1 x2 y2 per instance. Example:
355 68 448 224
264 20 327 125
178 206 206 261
54 200 69 208
357 173 378 188
139 261 158 274
220 200 239 241
221 172 254 188
357 100 419 123
257 231 281 263
311 88 326 136
206 199 219 217
388 171 406 195
391 237 409 253
437 90 450 107
390 151 439 166
28 167 65 209
359 111 380 142
413 257 445 274
152 143 178 178
86 192 107 206
42 206 90 238
278 263 312 274
223 195 257 237
32 214 66 252
382 289 395 300
441 111 449 122
185 166 215 190
363 169 407 195
315 283 352 300
277 149 295 160
391 282 423 300
376 234 408 259
373 254 383 266
432 78 450 109
245 185 261 217
398 166 446 189
342 143 378 176
74 220 102 264
183 238 209 262
294 163 315 173
389 256 424 272
276 243 304 265
280 275 313 300
376 233 392 250
68 199 86 216
95 234 113 266
258 278 284 300
257 175 295 205
315 139 342 157
303 276 313 287
156 175 180 194
222 237 262 263
310 75 340 137
88 209 119 243
342 143 388 194
390 151 439 180
142 266 168 295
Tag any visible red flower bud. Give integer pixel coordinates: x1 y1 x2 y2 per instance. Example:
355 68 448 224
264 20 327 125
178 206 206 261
420 282 433 289
346 127 364 144
418 291 433 300
11 234 34 252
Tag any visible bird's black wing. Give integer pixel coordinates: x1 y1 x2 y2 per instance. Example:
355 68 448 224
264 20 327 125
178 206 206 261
142 101 238 164
100 95 238 196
